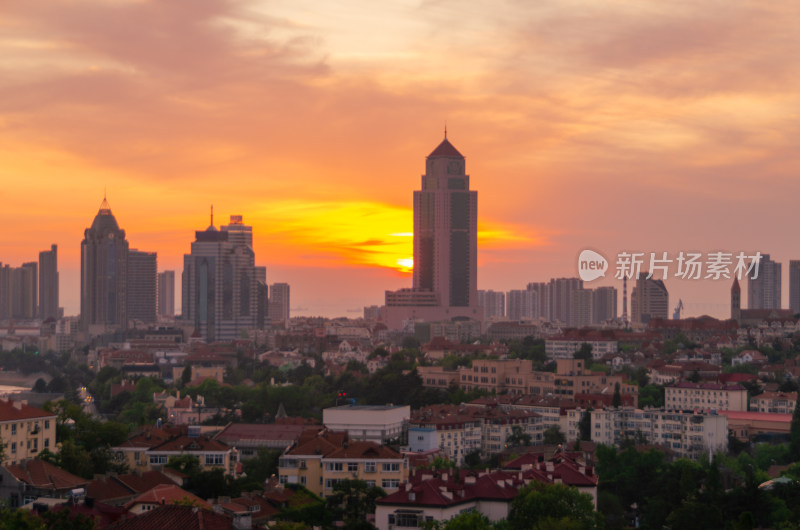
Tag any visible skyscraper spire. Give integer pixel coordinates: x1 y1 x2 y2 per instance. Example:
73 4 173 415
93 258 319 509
210 205 214 227
444 122 447 139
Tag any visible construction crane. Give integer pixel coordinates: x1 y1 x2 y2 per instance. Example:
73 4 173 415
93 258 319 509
673 299 684 320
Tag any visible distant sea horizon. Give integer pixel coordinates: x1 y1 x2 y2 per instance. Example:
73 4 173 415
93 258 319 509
0 385 29 394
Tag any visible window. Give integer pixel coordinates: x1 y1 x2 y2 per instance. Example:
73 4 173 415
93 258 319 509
44 438 49 448
365 480 376 487
205 454 224 466
325 479 341 489
11 442 16 454
300 476 307 485
348 462 358 473
382 462 400 472
149 455 167 465
279 475 288 484
382 479 400 489
325 462 344 472
45 420 50 429
11 424 16 435
365 462 376 473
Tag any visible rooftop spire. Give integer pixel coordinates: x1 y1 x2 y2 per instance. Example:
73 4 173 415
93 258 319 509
99 190 111 212
210 205 214 227
444 122 447 139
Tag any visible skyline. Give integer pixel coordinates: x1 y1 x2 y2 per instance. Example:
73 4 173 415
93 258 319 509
2 0 799 318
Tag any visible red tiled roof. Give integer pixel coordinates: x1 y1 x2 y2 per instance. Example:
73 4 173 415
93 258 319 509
87 470 180 502
5 459 86 490
326 441 402 460
215 423 305 444
107 505 231 530
124 484 210 510
149 435 230 453
0 398 57 421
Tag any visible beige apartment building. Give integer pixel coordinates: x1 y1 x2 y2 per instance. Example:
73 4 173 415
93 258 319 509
750 391 797 414
665 382 748 412
278 429 407 497
431 358 637 404
0 398 57 466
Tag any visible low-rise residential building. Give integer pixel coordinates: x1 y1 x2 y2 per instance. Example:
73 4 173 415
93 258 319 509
322 405 410 444
213 423 308 459
0 398 57 466
545 336 618 360
277 429 407 497
665 382 748 411
750 391 797 414
409 404 542 464
0 459 86 508
722 411 792 442
591 408 728 460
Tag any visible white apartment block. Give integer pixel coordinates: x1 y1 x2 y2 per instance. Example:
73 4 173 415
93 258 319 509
591 408 728 460
322 405 410 444
665 382 748 412
545 339 618 361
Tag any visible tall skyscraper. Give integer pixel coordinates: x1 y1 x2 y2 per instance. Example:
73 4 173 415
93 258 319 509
127 250 157 324
182 213 259 341
39 244 59 320
0 264 10 319
158 270 176 317
384 134 482 328
789 260 800 314
591 286 618 324
731 278 741 322
81 197 129 331
268 282 290 326
630 274 668 324
17 262 38 319
748 254 781 309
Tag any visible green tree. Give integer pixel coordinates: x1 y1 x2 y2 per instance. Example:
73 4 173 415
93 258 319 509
508 482 602 530
181 364 192 386
325 479 386 527
791 395 800 460
543 425 566 446
578 409 592 442
439 511 494 529
241 448 281 483
612 383 621 408
574 343 593 363
506 425 532 449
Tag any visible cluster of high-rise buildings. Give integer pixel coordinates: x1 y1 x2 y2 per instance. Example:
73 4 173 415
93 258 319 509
0 245 58 321
1 198 291 344
78 200 291 340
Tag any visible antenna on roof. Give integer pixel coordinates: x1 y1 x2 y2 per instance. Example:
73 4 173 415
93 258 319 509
444 122 447 139
210 205 214 227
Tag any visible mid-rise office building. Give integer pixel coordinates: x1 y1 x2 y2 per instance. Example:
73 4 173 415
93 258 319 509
182 213 260 341
506 289 536 320
789 261 800 314
592 286 617 324
630 274 668 324
748 254 781 310
268 282 290 326
38 244 59 320
127 250 157 324
157 270 176 317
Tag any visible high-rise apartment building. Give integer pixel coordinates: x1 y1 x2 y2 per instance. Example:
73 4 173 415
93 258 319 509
158 270 176 317
789 261 800 314
127 250 157 324
630 274 668 324
748 254 781 309
506 289 536 320
81 198 129 331
0 263 37 320
591 286 617 324
477 290 505 319
182 214 260 341
526 282 550 321
548 278 583 324
268 283 290 326
568 289 593 328
384 134 482 328
38 244 59 320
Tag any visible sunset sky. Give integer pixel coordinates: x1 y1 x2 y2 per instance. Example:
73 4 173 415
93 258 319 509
1 0 799 318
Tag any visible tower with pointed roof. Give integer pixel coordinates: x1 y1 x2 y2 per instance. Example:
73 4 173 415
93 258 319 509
81 196 129 331
384 133 482 328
